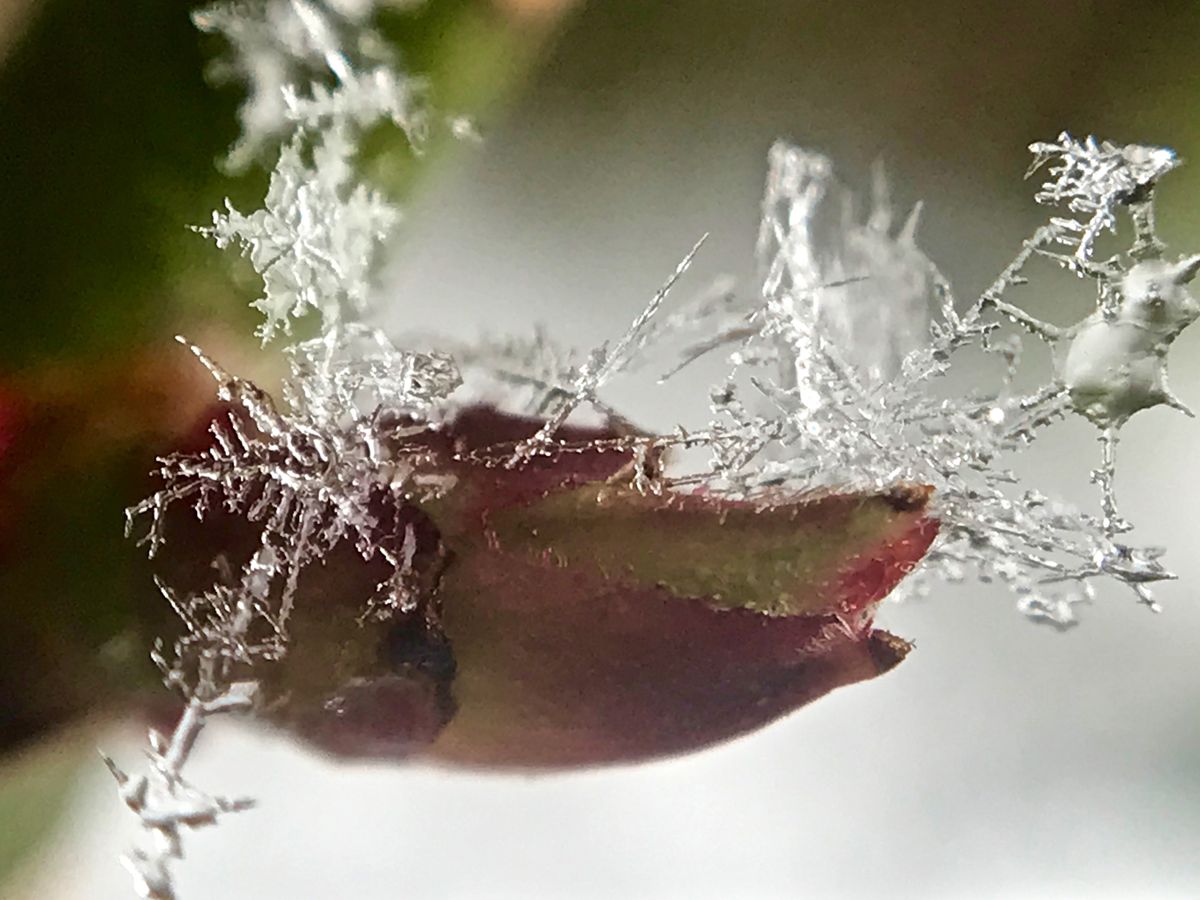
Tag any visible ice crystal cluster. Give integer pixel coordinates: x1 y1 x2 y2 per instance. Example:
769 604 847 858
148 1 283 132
102 1 1200 896
193 0 428 170
673 134 1198 627
104 2 459 897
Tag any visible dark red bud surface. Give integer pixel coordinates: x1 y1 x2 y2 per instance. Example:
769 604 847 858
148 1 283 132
256 407 937 769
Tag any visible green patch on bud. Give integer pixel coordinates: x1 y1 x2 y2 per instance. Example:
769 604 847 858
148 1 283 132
484 483 929 617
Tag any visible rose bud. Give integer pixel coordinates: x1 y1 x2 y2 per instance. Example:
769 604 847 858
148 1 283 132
247 406 937 769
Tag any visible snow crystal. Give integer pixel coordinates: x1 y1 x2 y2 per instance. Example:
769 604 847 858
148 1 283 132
196 130 400 342
663 135 1199 626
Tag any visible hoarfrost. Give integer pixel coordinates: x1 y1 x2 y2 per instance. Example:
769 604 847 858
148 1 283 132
126 334 458 626
444 326 587 416
196 130 400 342
282 65 430 142
110 328 462 898
1027 133 1180 262
193 0 424 169
508 235 708 464
109 3 463 894
672 135 1199 627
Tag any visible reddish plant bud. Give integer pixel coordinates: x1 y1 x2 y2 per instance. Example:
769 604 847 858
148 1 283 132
252 408 937 769
0 349 226 753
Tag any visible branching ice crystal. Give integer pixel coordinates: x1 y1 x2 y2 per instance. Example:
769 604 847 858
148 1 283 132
111 328 462 896
443 326 587 416
1027 133 1179 263
193 0 423 169
107 2 457 895
665 134 1199 628
101 549 275 900
509 235 708 464
755 146 938 390
127 335 458 622
197 130 400 342
282 65 430 142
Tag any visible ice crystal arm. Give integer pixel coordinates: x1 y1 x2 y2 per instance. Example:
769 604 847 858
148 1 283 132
436 327 587 416
102 564 267 900
509 234 708 462
283 66 430 143
755 142 939 389
1027 132 1178 262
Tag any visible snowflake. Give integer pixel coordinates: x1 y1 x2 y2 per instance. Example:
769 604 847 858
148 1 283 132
193 0 421 168
126 335 459 629
285 322 461 427
196 129 399 342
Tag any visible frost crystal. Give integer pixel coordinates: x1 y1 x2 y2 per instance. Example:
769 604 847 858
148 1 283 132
509 235 707 464
1028 133 1179 262
664 135 1198 628
756 145 937 388
197 130 399 342
193 0 423 169
127 334 458 624
110 3 463 891
102 551 270 900
445 326 587 416
282 65 430 142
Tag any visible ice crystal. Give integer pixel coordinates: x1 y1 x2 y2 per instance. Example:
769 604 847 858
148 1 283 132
110 330 461 896
1028 133 1180 262
445 326 587 416
285 322 460 425
103 729 255 900
662 135 1198 627
193 0 422 169
127 335 458 624
756 145 938 388
509 235 707 464
108 2 464 894
282 65 430 143
102 549 273 900
197 130 400 342
108 2 466 892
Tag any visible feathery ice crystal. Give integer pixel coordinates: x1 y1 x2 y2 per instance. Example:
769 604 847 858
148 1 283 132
101 1 1199 897
193 0 428 170
674 135 1198 627
196 132 400 342
104 2 451 896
